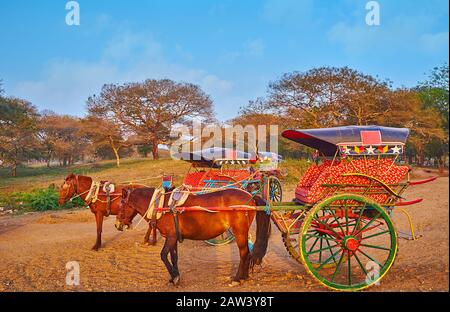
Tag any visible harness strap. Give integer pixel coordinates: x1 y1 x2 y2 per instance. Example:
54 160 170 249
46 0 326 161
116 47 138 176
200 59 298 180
104 182 112 216
85 182 98 204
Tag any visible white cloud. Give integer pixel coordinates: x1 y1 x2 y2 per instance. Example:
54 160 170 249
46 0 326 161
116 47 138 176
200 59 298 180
328 15 449 57
14 60 118 115
12 32 233 117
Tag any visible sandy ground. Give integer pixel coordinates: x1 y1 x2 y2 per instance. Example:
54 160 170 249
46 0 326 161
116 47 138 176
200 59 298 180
0 171 448 292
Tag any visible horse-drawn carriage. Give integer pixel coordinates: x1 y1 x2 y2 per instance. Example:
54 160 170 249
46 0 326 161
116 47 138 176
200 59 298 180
173 147 283 245
114 125 436 291
266 125 437 290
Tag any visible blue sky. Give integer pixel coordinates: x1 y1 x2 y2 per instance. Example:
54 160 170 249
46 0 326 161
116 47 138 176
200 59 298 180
0 0 448 121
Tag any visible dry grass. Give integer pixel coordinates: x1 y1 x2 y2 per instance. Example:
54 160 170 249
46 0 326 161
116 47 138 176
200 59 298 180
0 157 308 196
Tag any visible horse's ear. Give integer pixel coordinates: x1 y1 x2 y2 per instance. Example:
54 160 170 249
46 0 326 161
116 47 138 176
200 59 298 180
122 188 129 198
66 173 75 181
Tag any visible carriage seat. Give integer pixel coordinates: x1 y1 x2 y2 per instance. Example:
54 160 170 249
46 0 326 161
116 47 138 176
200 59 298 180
183 171 207 189
295 159 410 204
295 160 339 204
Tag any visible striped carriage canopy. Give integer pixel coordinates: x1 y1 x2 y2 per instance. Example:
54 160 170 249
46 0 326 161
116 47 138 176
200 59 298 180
173 147 256 168
173 147 282 168
281 126 410 157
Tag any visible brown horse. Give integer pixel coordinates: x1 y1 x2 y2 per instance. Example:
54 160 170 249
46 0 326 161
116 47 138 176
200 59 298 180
115 187 271 285
58 173 153 250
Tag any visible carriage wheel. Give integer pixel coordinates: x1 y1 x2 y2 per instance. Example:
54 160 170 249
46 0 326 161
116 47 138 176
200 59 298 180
205 229 235 246
282 211 348 269
268 176 282 202
300 194 397 291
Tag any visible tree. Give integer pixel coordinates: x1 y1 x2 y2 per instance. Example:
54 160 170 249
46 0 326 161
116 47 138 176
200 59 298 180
418 63 449 132
379 89 445 164
38 113 87 166
80 116 128 167
247 67 392 128
0 97 39 176
87 79 214 159
416 63 449 170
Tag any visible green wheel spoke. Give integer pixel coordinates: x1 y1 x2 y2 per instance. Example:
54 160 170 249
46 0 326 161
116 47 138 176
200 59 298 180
347 255 352 286
329 209 346 235
354 212 382 237
308 236 320 253
352 203 367 235
319 237 323 262
344 200 349 235
307 243 340 255
331 251 345 282
357 249 383 268
359 243 391 251
361 230 390 240
354 253 368 277
314 248 342 271
304 234 338 241
324 238 339 264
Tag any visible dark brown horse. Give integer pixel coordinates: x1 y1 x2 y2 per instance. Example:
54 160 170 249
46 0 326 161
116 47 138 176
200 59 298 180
58 173 152 250
115 187 271 285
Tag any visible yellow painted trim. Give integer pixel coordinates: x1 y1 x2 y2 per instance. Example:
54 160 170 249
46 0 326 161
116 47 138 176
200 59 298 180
394 207 418 240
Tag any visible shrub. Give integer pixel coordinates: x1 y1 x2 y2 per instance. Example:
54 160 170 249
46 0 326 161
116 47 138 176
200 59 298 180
0 186 85 213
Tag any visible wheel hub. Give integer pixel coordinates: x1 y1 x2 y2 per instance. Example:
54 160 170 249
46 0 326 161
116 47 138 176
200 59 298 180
342 236 359 251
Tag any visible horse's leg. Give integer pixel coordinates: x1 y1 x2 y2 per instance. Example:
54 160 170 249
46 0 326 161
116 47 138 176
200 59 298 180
161 236 177 283
143 225 153 245
169 240 180 285
92 211 104 251
230 225 251 284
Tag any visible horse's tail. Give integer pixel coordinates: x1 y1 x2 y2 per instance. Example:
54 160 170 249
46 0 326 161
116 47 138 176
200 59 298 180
249 196 271 269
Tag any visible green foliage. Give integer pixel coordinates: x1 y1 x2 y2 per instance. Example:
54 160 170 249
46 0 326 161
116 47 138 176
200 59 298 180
279 158 310 184
0 186 84 213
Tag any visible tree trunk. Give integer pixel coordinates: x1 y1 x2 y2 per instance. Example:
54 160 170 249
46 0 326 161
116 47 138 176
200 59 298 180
438 156 445 174
152 139 159 160
109 136 120 167
11 162 17 177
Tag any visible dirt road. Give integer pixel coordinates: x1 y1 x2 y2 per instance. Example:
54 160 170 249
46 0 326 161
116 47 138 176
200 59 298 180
0 174 448 292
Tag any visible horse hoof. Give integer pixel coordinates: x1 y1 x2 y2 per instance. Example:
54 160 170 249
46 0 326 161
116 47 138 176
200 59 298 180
172 275 180 286
228 281 241 287
91 245 100 251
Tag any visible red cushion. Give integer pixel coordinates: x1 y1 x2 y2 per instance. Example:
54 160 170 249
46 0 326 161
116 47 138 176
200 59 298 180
295 159 409 204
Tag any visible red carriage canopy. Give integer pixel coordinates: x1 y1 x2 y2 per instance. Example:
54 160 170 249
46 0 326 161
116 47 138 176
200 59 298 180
281 125 410 156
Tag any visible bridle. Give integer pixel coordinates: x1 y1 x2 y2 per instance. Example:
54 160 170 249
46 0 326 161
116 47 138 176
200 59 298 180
62 175 86 203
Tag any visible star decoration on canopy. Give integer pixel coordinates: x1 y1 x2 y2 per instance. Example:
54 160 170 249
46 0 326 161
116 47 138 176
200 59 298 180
366 146 376 155
391 145 402 154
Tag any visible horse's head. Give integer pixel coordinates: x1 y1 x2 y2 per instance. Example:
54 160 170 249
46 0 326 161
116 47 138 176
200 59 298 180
115 187 135 231
58 173 78 206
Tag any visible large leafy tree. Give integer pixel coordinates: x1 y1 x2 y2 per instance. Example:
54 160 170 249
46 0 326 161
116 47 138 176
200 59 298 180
416 63 449 169
380 89 445 164
0 97 39 176
80 116 128 167
418 63 449 132
38 113 88 167
87 79 214 159
245 67 393 128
